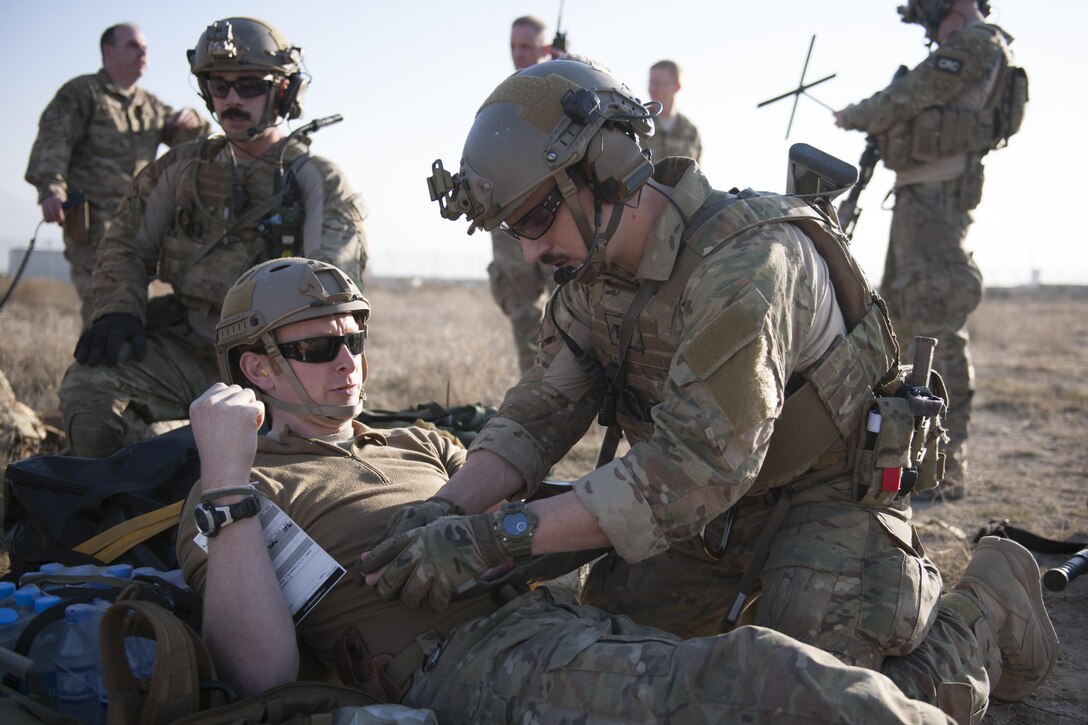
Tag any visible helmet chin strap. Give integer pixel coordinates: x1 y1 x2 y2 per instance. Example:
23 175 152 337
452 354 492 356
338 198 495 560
260 335 364 424
552 175 626 286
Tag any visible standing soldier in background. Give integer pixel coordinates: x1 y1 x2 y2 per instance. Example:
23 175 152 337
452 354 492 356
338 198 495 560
489 16 560 374
25 23 208 328
642 60 702 162
835 0 1026 501
58 17 369 459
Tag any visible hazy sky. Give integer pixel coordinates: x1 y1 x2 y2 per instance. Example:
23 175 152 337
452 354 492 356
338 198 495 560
2 1 1084 286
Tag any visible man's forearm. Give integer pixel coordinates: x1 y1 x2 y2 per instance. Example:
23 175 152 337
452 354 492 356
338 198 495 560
435 449 527 514
203 516 299 697
527 491 612 554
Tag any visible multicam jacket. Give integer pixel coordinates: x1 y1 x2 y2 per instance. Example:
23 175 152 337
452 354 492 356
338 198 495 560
470 159 899 563
837 24 1013 183
91 135 369 339
25 69 206 220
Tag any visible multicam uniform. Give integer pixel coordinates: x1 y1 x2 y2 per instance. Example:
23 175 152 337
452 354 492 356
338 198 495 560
176 423 951 724
0 368 59 469
837 23 1017 492
25 70 207 327
59 135 369 457
488 232 552 374
473 156 942 649
640 111 702 162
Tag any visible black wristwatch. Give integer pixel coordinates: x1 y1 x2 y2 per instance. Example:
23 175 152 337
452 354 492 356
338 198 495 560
491 501 538 561
194 495 262 537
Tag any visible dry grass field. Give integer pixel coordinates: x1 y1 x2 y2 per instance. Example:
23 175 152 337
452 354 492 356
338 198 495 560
0 274 1084 722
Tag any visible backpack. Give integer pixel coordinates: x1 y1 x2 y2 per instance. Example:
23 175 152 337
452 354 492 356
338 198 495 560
3 426 200 579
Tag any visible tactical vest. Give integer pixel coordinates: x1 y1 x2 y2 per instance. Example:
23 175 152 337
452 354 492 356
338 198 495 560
587 191 930 500
158 136 310 321
879 25 1027 171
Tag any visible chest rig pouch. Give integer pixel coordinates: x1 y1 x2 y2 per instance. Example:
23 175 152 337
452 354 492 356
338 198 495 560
879 25 1024 170
162 137 310 317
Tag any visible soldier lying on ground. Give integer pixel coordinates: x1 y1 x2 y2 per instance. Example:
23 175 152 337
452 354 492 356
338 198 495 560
179 258 1052 724
59 16 368 459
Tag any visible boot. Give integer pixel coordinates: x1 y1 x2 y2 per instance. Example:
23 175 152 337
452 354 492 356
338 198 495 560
943 536 1058 702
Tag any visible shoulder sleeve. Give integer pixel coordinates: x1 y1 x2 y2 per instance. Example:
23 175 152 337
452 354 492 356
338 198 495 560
572 223 822 562
297 156 369 285
470 283 601 490
24 76 95 201
838 29 1003 134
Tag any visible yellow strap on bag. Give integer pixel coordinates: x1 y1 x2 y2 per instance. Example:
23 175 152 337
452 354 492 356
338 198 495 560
73 501 185 563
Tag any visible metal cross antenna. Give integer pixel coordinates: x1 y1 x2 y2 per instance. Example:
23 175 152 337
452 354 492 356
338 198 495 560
757 35 837 139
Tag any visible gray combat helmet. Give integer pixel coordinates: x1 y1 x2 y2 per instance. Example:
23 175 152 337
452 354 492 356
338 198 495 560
428 57 656 239
188 17 307 120
217 257 370 421
898 0 991 42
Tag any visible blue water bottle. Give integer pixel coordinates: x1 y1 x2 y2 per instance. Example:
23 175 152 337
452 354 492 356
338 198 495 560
55 604 102 724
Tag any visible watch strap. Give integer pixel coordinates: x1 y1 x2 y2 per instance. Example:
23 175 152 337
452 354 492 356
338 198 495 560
196 494 262 537
199 484 263 503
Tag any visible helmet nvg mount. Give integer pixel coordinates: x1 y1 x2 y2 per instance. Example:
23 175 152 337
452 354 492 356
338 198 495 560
188 17 308 121
427 56 657 253
217 257 370 421
897 0 990 42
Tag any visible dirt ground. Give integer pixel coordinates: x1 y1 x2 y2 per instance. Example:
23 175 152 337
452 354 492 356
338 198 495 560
913 286 1088 724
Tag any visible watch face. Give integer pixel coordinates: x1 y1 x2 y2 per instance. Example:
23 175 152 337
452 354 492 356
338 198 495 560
194 505 216 536
502 512 530 538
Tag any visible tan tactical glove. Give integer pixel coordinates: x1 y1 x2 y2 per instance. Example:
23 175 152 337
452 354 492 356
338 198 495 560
361 514 510 611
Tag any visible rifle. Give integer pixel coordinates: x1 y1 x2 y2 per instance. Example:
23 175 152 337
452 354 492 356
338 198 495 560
552 0 568 54
835 137 879 240
835 65 909 240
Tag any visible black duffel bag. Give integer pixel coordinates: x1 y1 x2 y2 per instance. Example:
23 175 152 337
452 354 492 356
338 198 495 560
3 425 200 579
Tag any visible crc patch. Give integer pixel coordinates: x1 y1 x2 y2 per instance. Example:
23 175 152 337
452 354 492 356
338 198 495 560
935 55 963 74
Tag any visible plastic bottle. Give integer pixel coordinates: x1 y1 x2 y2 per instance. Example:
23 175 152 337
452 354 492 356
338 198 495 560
0 581 15 607
26 594 64 700
106 564 134 580
86 598 157 683
54 604 102 724
0 607 19 650
133 567 190 591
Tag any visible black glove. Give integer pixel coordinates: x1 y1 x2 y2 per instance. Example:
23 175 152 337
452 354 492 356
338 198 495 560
74 313 147 367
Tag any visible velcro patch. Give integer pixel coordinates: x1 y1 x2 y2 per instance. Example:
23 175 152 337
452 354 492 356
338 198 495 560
935 55 963 75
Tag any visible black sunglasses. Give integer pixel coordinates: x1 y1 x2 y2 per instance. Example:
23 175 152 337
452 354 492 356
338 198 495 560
206 76 274 99
277 331 366 363
500 185 564 240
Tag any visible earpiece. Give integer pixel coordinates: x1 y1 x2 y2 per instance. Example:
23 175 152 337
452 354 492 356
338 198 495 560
277 73 308 120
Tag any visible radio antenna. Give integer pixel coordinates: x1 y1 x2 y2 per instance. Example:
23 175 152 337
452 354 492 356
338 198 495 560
757 35 837 139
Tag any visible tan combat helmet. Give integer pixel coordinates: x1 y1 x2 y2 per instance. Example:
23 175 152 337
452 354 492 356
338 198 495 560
427 57 657 282
217 258 370 421
898 0 991 42
188 17 307 121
